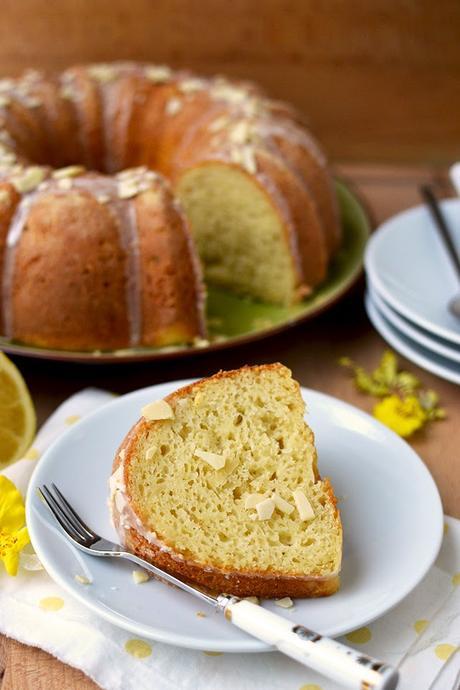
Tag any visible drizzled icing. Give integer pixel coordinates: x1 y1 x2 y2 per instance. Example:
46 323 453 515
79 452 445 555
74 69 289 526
1 190 40 336
59 70 89 164
71 173 144 347
77 62 154 173
109 453 177 556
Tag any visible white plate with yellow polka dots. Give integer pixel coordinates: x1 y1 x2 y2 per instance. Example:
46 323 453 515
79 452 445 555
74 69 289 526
27 380 444 653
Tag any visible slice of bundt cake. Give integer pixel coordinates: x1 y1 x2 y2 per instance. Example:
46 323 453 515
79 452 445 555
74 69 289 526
110 363 342 598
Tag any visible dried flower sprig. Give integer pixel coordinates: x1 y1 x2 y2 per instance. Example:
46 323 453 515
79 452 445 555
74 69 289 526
339 351 446 438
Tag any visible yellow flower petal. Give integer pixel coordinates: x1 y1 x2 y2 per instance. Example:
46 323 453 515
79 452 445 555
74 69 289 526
2 548 20 576
0 526 30 576
0 478 29 576
374 395 426 438
14 525 29 549
0 476 25 531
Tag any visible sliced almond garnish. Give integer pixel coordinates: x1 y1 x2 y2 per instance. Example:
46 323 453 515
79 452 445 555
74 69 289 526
292 489 315 521
12 166 46 193
57 178 72 190
209 115 230 132
255 497 275 521
244 493 267 509
52 165 85 179
88 64 117 83
179 78 204 93
144 65 172 83
195 448 226 470
275 597 294 609
0 151 16 165
141 399 174 421
243 596 260 605
132 569 149 584
117 180 139 199
272 493 295 515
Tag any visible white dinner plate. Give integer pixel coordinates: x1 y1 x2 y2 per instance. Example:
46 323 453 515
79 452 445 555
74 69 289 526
365 199 460 345
26 380 443 652
369 283 460 364
366 292 460 385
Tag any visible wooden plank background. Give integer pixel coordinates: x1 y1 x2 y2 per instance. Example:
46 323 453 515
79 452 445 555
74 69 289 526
0 0 459 164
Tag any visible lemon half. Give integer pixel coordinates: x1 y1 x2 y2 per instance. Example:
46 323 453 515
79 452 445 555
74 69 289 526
0 352 36 466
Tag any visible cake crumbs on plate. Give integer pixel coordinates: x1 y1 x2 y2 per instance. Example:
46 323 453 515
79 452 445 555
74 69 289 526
132 569 149 584
74 574 92 585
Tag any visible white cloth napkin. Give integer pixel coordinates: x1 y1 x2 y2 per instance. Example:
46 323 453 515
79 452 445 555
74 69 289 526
0 388 459 690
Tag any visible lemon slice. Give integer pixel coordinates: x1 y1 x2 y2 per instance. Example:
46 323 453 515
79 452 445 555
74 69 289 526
0 352 36 466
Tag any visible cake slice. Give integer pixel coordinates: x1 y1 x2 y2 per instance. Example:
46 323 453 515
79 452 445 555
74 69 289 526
109 364 342 598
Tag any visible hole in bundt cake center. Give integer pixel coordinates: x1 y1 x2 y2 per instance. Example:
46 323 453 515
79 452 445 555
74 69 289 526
19 132 150 176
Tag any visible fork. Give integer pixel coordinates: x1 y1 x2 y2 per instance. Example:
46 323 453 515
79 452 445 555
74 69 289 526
420 184 460 318
38 483 399 690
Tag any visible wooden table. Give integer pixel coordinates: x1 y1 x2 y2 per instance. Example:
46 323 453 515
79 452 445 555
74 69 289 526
1 164 458 689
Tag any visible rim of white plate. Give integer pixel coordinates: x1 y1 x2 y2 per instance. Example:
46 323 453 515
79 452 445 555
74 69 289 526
364 199 460 346
366 293 460 385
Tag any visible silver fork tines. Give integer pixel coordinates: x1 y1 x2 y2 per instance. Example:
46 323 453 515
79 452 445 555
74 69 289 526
39 484 98 546
51 483 97 541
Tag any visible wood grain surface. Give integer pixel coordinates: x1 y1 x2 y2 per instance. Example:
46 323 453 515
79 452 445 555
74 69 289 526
0 162 458 689
0 1 459 163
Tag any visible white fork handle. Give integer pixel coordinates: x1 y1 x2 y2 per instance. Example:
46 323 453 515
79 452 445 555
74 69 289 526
449 163 460 195
224 599 399 690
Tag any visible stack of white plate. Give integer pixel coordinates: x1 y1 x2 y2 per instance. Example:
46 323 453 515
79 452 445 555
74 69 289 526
364 199 460 385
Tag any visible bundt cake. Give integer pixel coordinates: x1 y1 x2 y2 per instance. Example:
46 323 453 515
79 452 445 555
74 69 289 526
109 364 342 598
0 62 341 350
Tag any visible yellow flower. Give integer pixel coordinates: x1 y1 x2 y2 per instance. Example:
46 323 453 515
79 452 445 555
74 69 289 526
374 395 427 438
0 476 30 575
